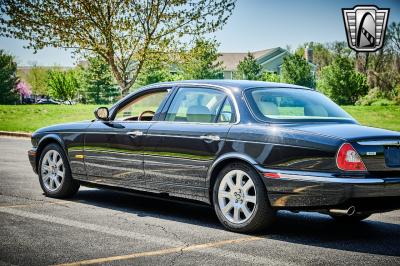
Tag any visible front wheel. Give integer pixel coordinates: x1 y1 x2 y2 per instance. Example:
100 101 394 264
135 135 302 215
38 143 80 198
213 162 275 233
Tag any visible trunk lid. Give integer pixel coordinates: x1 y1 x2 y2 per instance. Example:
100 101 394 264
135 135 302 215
287 122 400 175
288 123 400 141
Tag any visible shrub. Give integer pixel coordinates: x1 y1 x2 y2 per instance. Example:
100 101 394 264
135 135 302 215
236 52 262 80
318 56 368 105
281 54 315 88
356 87 399 106
260 72 280 83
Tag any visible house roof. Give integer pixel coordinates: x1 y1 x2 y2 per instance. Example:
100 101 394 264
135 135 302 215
218 47 283 71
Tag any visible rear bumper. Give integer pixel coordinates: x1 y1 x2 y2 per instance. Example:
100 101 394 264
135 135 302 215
257 167 400 212
28 148 38 174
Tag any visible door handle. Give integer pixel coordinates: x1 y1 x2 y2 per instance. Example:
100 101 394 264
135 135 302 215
200 135 221 142
127 130 144 137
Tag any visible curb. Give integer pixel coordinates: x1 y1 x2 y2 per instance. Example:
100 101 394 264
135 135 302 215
0 131 32 138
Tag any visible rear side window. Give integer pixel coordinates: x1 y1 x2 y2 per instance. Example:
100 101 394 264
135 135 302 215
165 87 232 123
244 88 354 122
217 98 235 123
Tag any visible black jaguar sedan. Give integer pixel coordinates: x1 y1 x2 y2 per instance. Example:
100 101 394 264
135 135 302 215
28 80 400 232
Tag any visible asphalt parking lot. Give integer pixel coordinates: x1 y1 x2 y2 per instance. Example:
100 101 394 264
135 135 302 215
0 136 399 265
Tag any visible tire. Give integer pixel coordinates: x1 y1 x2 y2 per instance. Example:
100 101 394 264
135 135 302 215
330 213 371 223
38 143 80 198
212 162 275 233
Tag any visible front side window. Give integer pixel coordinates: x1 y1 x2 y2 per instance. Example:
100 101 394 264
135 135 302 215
245 88 354 122
115 90 168 121
165 87 231 123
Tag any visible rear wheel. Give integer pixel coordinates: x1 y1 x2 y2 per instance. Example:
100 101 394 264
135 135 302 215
38 143 80 198
213 162 275 233
330 213 371 223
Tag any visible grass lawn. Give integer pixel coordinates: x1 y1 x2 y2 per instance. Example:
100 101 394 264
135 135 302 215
0 105 98 133
342 106 400 132
0 104 399 133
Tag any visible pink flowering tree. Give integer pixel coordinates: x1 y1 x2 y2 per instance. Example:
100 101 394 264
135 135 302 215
15 81 32 97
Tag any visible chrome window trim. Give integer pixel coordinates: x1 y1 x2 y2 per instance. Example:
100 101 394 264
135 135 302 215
108 82 241 125
241 87 356 124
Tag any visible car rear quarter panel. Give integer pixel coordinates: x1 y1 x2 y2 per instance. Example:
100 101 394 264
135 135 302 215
224 124 342 172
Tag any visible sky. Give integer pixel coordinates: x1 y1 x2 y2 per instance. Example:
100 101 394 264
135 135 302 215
0 0 399 67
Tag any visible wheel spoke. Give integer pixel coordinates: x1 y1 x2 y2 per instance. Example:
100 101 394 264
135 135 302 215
245 195 256 204
42 174 51 183
242 180 253 191
222 201 233 215
233 206 240 222
53 177 61 188
42 165 51 172
56 158 63 167
241 205 252 218
56 170 64 177
236 172 244 187
226 177 235 190
218 190 231 199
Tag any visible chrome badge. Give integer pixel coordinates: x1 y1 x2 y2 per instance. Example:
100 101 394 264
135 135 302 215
342 5 390 52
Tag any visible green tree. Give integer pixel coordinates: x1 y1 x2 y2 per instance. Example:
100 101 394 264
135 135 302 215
0 50 18 104
83 56 119 104
327 41 354 58
26 66 49 96
260 72 280 82
47 69 79 102
1 0 236 96
135 53 178 87
318 56 368 105
181 39 224 79
236 52 262 80
387 21 400 53
281 54 315 88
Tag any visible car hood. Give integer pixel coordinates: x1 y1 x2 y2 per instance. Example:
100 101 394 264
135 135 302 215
287 122 400 142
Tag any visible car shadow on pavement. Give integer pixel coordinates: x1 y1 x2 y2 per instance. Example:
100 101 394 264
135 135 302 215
68 188 400 257
265 211 400 257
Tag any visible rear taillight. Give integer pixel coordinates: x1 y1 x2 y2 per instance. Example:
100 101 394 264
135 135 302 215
336 143 367 171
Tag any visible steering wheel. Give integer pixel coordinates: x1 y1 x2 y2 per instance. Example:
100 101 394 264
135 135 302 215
138 110 155 121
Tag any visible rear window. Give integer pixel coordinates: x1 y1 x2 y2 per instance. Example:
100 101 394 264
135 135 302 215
244 88 354 122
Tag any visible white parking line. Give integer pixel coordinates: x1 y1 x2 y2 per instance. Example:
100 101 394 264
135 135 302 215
0 207 184 247
0 205 288 265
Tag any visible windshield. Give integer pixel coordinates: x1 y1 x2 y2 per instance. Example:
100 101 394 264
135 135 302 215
244 88 355 122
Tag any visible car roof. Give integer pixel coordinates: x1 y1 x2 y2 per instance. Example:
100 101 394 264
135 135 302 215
147 80 313 91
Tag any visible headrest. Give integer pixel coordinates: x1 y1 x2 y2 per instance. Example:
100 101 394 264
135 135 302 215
258 102 279 116
304 104 328 117
186 105 212 123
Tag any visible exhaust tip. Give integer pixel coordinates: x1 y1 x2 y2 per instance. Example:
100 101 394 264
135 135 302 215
329 206 356 216
347 206 356 216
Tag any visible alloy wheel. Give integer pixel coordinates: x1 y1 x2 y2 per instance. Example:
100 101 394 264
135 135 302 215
41 150 65 192
218 169 257 224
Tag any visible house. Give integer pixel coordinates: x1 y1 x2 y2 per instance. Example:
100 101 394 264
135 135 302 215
218 47 316 79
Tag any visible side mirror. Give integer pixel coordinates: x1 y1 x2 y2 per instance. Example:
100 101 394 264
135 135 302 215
94 107 109 121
